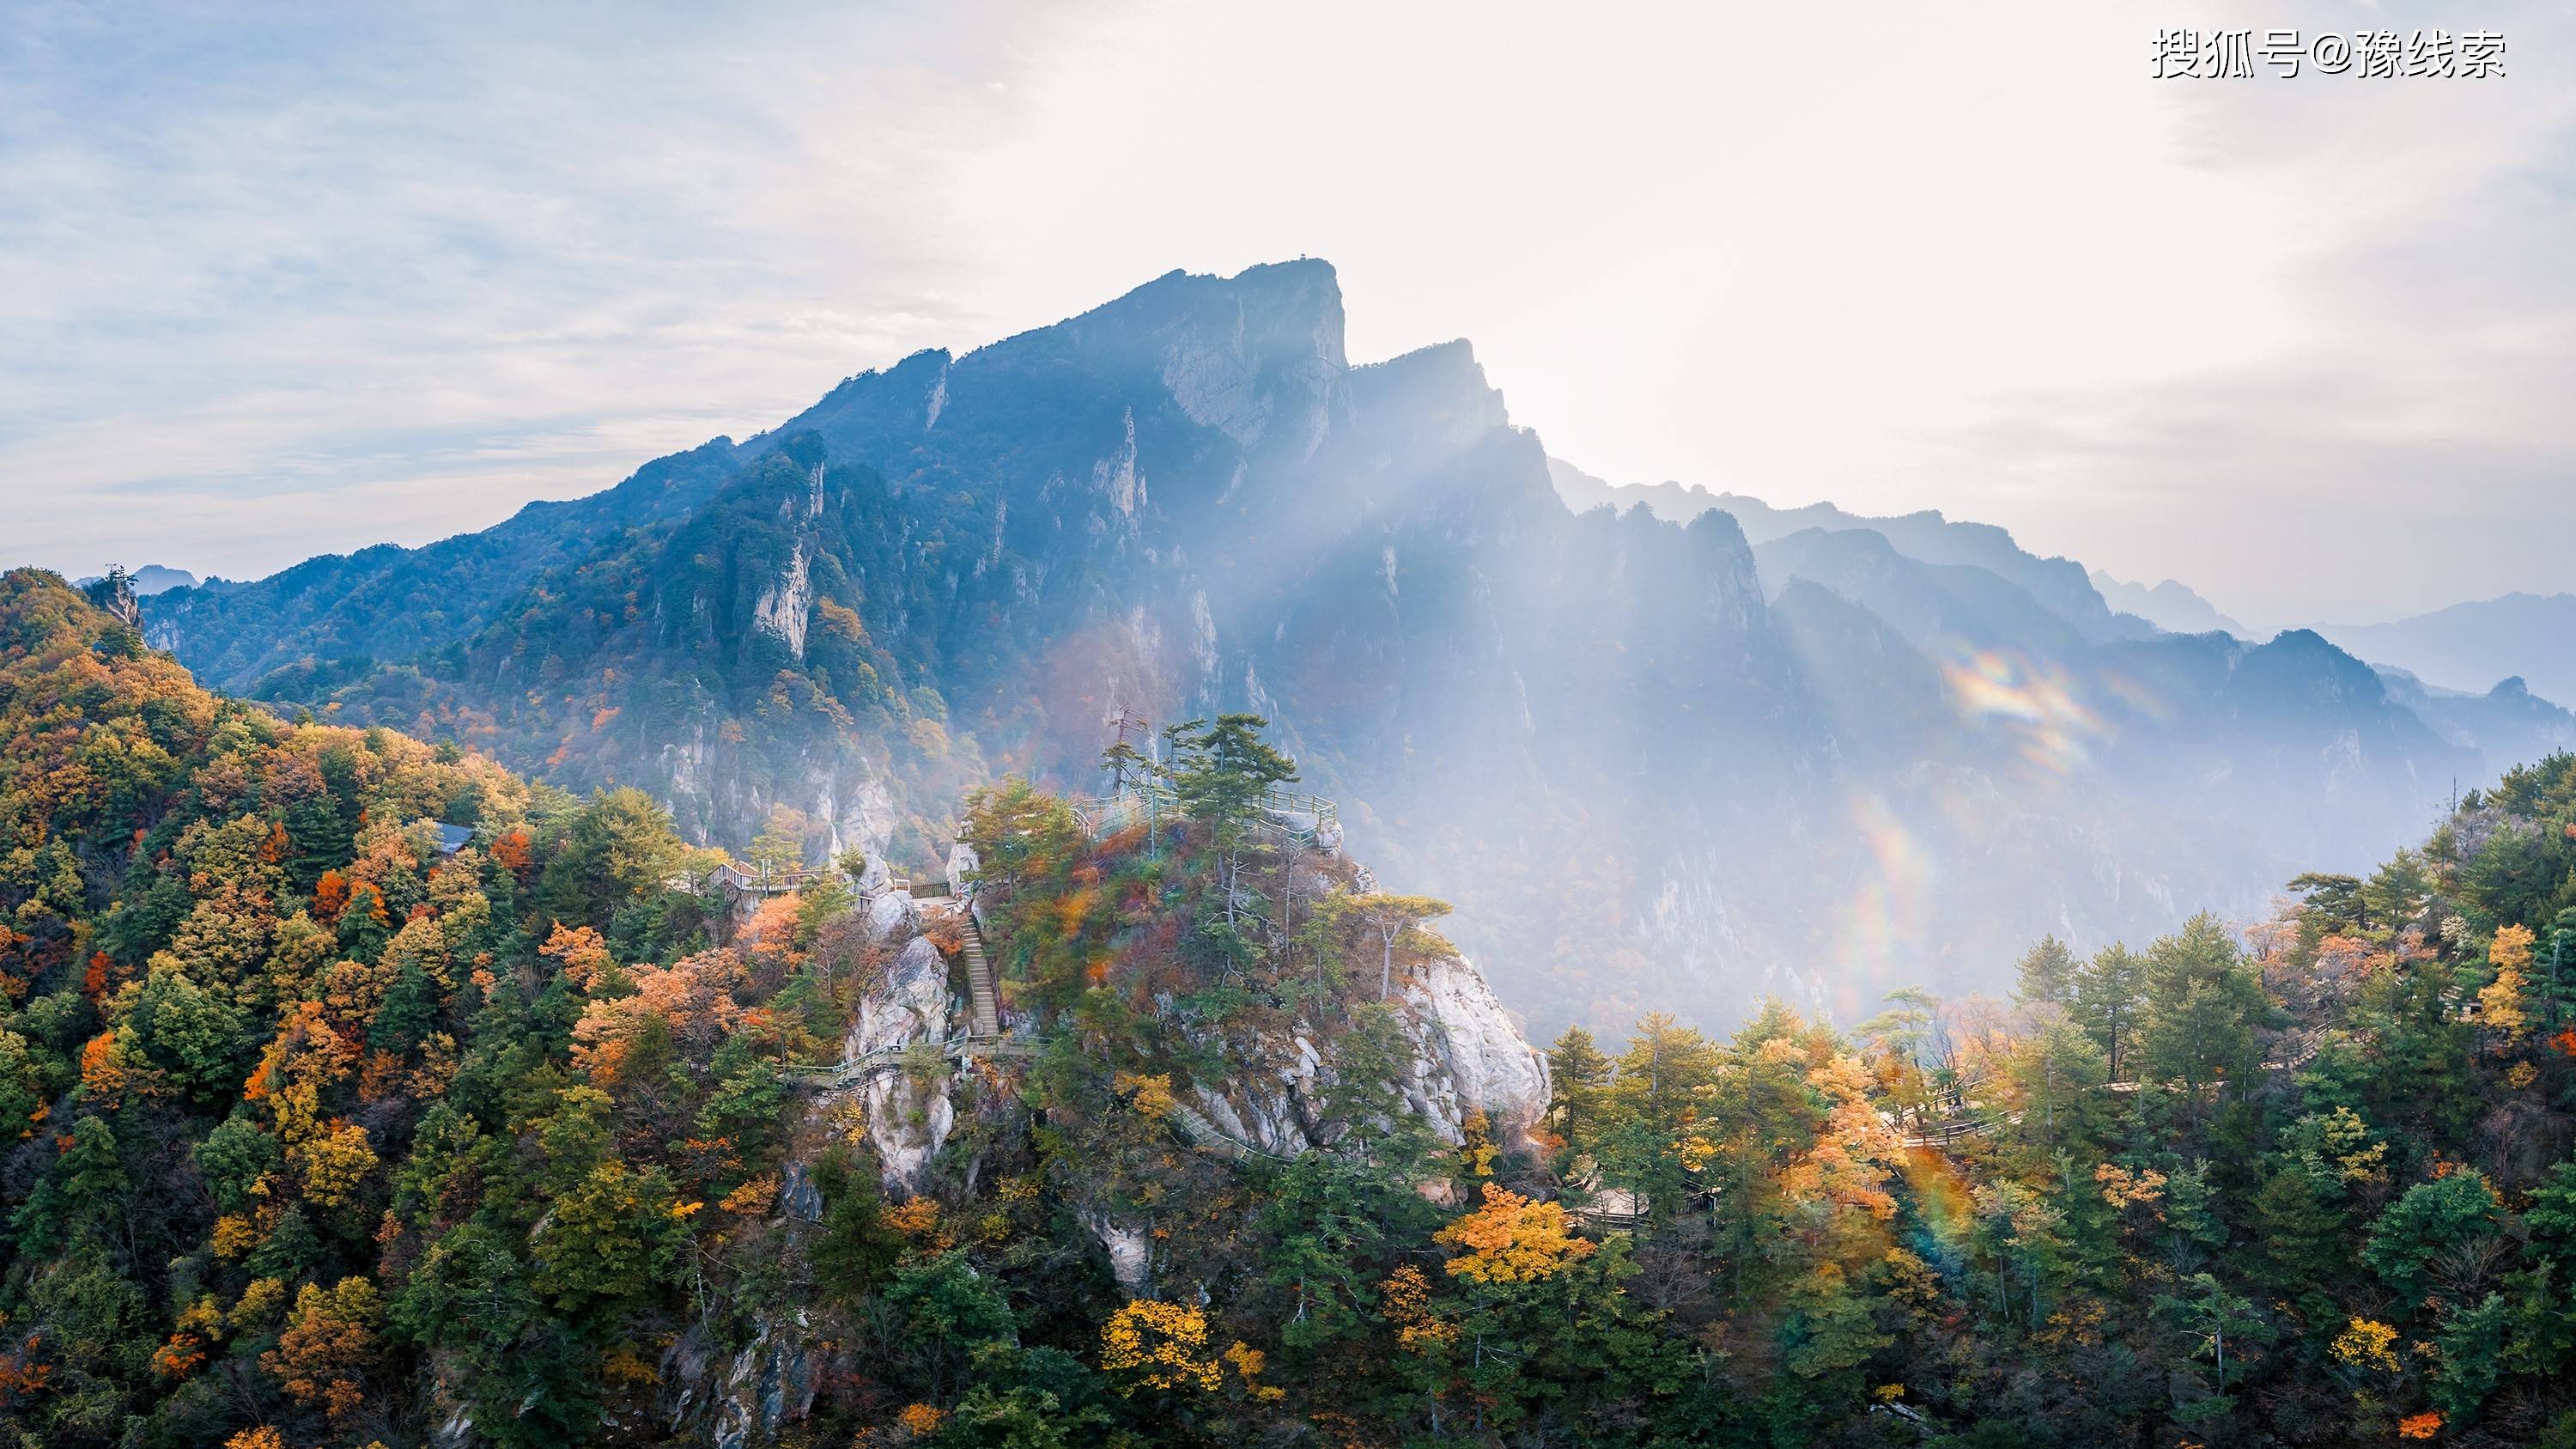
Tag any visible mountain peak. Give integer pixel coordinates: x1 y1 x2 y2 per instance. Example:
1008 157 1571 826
1070 258 1347 366
1359 337 1488 389
1350 338 1507 442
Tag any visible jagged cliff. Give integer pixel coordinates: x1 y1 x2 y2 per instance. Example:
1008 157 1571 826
660 786 1553 1445
822 867 1551 1205
174 260 2497 1035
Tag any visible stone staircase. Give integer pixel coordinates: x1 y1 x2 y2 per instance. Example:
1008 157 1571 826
961 909 1000 1038
783 893 1006 1093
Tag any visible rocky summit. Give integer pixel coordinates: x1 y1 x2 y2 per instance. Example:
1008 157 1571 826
143 262 2563 1036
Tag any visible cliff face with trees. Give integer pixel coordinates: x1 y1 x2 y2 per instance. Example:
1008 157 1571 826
18 564 2576 1446
136 261 2543 1040
0 571 1560 1447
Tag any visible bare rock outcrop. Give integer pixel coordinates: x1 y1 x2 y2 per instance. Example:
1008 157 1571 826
1177 953 1549 1160
1400 953 1551 1149
849 935 954 1191
1081 1210 1153 1295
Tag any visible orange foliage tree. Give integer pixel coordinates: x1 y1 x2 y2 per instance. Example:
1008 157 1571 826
261 1277 381 1422
569 948 746 1086
1434 1184 1596 1285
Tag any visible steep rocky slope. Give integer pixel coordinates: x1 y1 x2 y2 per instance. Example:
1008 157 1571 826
834 848 1549 1211
172 261 2500 1033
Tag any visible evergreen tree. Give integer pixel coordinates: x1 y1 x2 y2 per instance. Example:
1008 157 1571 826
2136 915 2270 1100
2074 941 2148 1083
2014 934 2080 1006
1546 1026 1612 1149
1161 714 1298 825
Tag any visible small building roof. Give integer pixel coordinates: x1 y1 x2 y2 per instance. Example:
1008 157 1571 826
434 823 477 855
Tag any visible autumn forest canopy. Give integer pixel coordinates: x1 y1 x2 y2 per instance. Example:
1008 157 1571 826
9 556 2576 1449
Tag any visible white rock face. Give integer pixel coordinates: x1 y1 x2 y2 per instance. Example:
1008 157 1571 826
945 841 980 898
865 888 915 939
660 1315 816 1449
753 542 812 659
863 1068 952 1194
1178 957 1548 1162
837 769 895 857
1193 1058 1317 1159
1092 408 1145 520
1188 589 1218 681
1400 953 1552 1148
647 721 896 880
851 935 953 1190
1081 1209 1153 1295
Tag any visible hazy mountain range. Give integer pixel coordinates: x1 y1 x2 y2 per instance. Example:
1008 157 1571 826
1545 459 2136 638
1546 460 2570 702
135 261 2573 1034
2088 570 2248 637
2316 593 2576 709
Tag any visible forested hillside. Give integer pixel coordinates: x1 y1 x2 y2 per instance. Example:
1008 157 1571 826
245 433 989 874
0 569 1553 1447
143 441 745 693
13 564 2576 1446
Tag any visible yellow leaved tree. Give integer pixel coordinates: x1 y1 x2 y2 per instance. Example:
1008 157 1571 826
1435 1183 1595 1285
2330 1317 2401 1374
2480 923 2537 1039
1101 1299 1222 1393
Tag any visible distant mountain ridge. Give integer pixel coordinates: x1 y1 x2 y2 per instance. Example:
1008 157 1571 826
74 563 199 595
1541 457 2556 795
138 261 2545 1034
1546 456 2146 642
2317 592 2576 709
2375 666 2576 781
2089 569 2248 637
1752 527 2092 661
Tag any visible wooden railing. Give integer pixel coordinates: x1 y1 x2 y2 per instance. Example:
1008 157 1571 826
679 861 919 899
689 861 847 896
1069 782 1343 849
781 1037 1038 1091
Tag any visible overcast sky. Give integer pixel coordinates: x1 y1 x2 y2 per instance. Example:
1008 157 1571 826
4 0 2569 626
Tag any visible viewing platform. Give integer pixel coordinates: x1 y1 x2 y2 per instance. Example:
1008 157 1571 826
1069 781 1345 850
